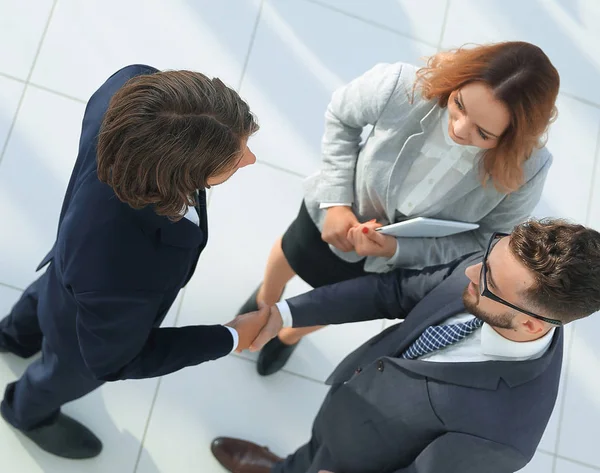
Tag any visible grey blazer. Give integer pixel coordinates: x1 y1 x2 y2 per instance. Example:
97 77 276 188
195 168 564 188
283 254 562 473
303 63 552 272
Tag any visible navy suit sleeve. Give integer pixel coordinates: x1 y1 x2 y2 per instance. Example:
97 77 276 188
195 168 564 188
286 253 479 328
74 290 234 381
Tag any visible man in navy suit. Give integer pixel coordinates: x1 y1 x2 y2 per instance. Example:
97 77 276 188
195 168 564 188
0 65 267 459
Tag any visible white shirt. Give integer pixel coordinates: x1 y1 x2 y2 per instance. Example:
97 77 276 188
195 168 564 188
275 302 555 362
320 109 481 262
395 109 480 216
182 204 239 352
417 312 555 362
183 204 200 226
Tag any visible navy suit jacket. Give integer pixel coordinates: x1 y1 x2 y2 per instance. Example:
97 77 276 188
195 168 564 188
36 65 234 381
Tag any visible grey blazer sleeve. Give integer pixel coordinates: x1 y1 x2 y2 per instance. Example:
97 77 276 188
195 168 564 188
316 62 405 204
390 433 528 473
388 156 552 269
286 253 477 327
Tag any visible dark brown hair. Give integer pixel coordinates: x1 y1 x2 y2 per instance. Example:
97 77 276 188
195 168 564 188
97 70 259 220
417 41 560 192
510 219 600 324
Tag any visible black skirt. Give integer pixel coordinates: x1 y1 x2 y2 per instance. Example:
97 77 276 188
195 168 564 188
281 201 368 288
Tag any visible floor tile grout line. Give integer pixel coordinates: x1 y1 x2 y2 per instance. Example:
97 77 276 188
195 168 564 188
23 0 57 84
550 448 560 473
537 448 554 456
237 0 265 92
0 281 24 292
584 121 600 226
301 0 438 50
551 324 577 473
132 377 164 473
436 0 451 51
132 292 186 473
256 159 307 178
0 0 57 169
0 71 26 84
278 367 327 385
27 82 87 104
231 352 326 386
554 453 600 471
560 91 600 110
0 86 29 168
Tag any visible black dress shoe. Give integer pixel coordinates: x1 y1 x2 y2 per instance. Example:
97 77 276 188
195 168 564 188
236 285 261 316
5 412 102 459
257 336 299 376
236 283 287 316
0 336 8 353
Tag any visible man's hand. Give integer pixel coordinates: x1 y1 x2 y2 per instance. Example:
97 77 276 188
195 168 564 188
347 221 396 259
249 305 284 352
225 302 270 353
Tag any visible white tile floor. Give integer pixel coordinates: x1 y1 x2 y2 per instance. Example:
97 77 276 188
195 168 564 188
1 1 599 472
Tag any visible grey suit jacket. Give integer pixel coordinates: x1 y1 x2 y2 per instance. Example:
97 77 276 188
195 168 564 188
303 63 552 272
286 253 562 473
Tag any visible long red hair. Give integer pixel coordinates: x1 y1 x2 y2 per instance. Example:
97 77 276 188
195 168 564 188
416 42 559 192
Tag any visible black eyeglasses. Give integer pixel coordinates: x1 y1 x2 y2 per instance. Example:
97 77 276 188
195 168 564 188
479 232 563 326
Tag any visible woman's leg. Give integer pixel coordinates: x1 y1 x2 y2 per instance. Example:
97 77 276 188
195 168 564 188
256 237 296 305
257 237 324 345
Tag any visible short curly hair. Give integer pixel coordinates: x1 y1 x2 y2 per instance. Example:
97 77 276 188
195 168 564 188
510 219 600 324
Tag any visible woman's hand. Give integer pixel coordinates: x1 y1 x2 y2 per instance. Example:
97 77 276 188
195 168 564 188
321 206 360 252
347 221 397 259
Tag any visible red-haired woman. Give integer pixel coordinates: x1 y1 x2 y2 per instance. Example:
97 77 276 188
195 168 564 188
240 41 560 375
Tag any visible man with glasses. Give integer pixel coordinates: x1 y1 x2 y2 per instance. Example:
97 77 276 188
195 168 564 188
211 218 600 473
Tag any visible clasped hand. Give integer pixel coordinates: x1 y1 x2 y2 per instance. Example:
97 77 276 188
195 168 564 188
346 220 397 259
225 303 283 353
320 206 396 258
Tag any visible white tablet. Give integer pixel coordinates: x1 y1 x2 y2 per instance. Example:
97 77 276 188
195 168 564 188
376 217 479 238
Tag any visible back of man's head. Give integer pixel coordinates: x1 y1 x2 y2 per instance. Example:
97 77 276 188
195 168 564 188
97 70 259 220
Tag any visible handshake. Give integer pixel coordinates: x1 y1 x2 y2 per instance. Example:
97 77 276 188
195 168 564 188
225 303 284 353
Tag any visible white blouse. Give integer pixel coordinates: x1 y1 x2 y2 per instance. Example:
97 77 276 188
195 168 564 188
396 109 481 216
